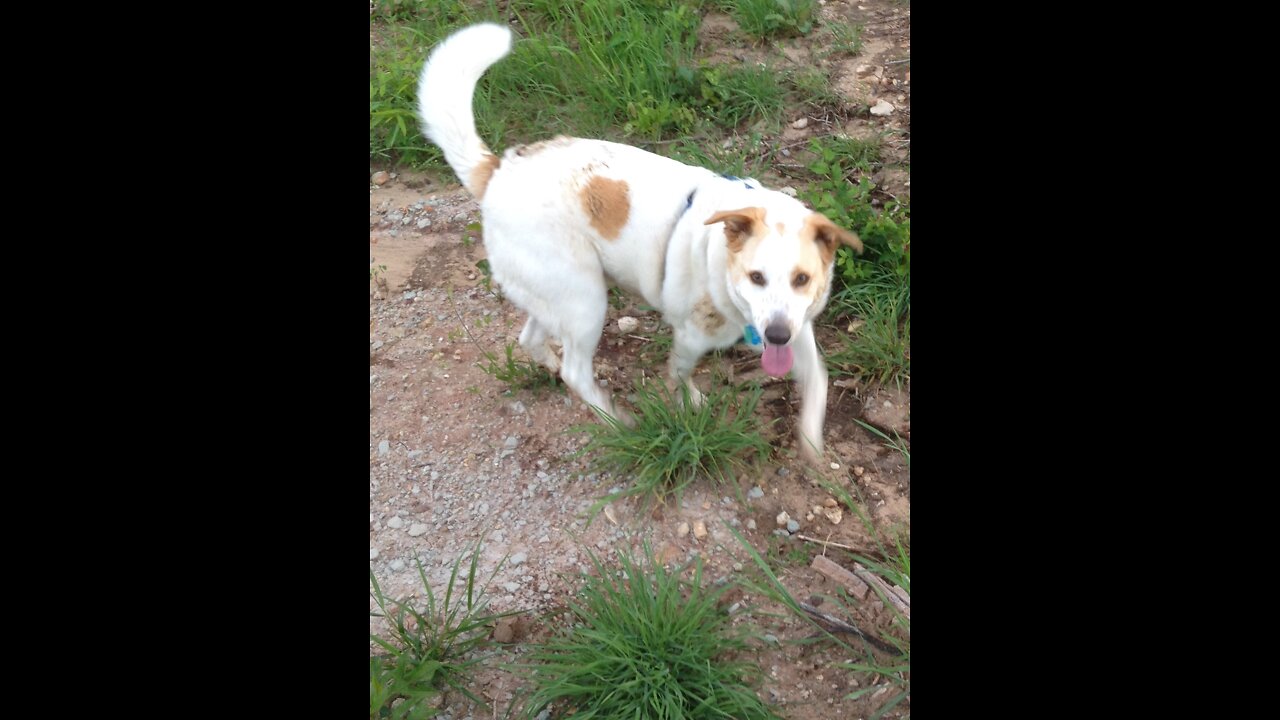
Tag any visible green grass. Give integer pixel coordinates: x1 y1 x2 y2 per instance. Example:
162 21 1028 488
823 21 863 57
725 0 817 38
477 341 563 394
370 541 518 718
574 379 772 513
802 136 910 386
853 418 910 468
790 67 845 111
519 545 781 720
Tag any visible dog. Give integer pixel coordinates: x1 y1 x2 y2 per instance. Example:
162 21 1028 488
416 23 862 465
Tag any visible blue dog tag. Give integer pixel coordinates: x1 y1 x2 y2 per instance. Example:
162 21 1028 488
744 325 762 347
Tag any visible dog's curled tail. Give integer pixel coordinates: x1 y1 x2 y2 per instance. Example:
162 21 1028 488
417 23 512 200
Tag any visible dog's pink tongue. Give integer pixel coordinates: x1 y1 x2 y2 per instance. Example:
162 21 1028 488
761 344 794 377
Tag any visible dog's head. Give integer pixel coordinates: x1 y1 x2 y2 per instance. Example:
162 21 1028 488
705 201 862 377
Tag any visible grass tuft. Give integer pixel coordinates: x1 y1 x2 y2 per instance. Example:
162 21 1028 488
574 379 772 512
520 545 781 719
370 541 518 718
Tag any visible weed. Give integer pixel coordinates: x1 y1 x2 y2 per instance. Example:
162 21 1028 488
370 541 518 718
825 21 863 56
699 64 786 131
727 0 817 38
477 341 561 394
854 418 910 468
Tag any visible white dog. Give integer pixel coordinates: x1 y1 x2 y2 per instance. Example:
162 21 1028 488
417 23 862 464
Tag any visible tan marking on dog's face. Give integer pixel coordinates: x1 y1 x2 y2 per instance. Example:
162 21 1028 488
802 213 863 266
693 294 726 333
469 153 501 200
580 176 631 240
776 222 786 236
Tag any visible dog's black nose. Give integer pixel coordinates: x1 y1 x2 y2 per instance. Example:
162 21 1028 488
764 323 790 346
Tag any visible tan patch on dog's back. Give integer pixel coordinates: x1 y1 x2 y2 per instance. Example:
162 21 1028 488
693 295 726 333
470 153 501 200
580 176 631 240
513 135 573 157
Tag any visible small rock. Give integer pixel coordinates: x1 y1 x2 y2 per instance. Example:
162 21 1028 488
786 519 800 533
777 467 790 477
870 100 895 116
511 401 527 414
452 212 468 223
693 520 708 539
503 582 520 593
748 486 764 499
824 507 844 524
370 374 378 385
854 466 865 476
369 548 379 560
677 522 690 538
417 218 432 229
371 171 390 185
763 634 780 645
823 498 838 508
387 517 404 529
510 552 527 566
733 562 743 572
780 148 790 157
780 186 797 197
372 340 384 351
407 450 423 461
389 559 405 572
775 511 791 527
791 117 809 129
747 519 757 530
408 523 428 537
830 462 841 470
617 316 639 333
377 440 390 456
855 64 875 76
401 216 412 225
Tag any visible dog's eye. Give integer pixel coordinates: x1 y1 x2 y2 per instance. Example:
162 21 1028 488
749 271 766 286
793 273 809 287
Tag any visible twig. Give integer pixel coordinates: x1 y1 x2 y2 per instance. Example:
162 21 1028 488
798 602 902 655
885 58 911 65
796 534 860 552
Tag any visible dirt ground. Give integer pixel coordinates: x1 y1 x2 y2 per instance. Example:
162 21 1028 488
370 1 910 718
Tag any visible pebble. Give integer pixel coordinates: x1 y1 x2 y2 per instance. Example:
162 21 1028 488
387 516 404 529
371 171 390 185
377 440 390 456
854 466 865 476
777 467 790 477
452 212 468 223
408 523 429 537
510 552 527 566
786 519 800 533
389 559 405 571
417 218 432 229
372 340 384 351
407 450 423 461
369 548 379 560
763 634 780 645
780 186 797 197
830 462 840 470
747 519 757 530
693 520 708 539
733 562 743 572
617 316 639 333
791 117 808 129
870 100 895 116
503 582 520 593
677 522 690 538
775 511 791 527
748 486 764 499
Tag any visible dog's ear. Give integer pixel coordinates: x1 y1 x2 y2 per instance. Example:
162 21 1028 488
705 208 765 252
809 214 862 264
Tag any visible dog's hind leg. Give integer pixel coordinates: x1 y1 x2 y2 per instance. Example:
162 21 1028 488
518 318 560 373
553 282 634 426
790 324 828 466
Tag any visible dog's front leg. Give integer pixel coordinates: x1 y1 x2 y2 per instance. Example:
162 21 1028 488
790 324 828 466
667 329 708 407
